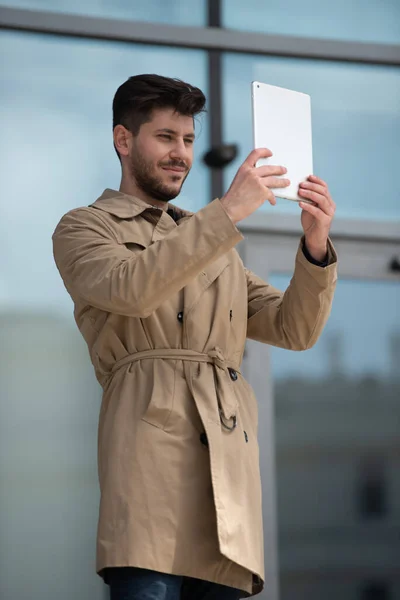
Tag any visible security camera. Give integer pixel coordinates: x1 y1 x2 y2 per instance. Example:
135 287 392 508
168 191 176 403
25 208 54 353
203 144 238 168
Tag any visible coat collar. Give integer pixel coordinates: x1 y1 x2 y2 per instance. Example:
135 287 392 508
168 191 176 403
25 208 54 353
90 189 193 222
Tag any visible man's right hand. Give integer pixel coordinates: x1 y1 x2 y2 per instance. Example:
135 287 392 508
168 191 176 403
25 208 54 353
220 148 290 224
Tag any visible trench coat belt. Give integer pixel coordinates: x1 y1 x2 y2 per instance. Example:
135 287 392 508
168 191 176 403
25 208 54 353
111 348 240 431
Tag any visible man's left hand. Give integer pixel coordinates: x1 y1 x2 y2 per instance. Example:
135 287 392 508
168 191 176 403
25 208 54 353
298 175 336 262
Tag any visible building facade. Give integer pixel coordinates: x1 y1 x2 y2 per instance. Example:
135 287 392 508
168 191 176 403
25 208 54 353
1 2 399 599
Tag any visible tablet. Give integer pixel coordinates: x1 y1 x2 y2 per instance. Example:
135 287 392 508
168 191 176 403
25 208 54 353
251 81 313 203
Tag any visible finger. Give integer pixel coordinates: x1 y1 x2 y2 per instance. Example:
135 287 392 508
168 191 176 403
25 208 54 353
261 176 290 189
301 182 336 211
299 182 328 197
299 201 332 221
298 189 334 216
244 147 273 167
255 165 287 178
308 174 327 188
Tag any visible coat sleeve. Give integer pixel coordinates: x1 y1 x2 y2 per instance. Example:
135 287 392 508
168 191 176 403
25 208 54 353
52 199 243 318
246 237 337 350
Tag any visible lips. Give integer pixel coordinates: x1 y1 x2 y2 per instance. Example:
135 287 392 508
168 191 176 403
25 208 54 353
161 165 187 173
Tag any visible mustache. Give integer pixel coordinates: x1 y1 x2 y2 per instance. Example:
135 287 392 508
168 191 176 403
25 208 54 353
159 160 188 171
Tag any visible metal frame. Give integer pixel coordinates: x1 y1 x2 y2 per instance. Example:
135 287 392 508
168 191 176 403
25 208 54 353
1 6 400 65
239 227 400 600
240 212 400 243
207 0 224 200
239 212 400 282
238 230 400 282
239 220 400 599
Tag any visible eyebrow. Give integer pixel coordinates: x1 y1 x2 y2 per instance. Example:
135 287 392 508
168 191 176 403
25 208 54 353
156 128 195 139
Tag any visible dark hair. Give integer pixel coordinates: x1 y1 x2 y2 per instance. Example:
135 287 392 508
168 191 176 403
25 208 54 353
112 74 206 157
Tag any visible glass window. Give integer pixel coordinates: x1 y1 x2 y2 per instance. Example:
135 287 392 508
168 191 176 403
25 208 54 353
222 53 400 220
0 0 207 26
0 29 209 313
0 29 208 600
268 275 400 600
222 0 400 45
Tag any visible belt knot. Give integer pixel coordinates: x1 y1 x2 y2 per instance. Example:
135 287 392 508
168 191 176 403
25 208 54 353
207 347 226 370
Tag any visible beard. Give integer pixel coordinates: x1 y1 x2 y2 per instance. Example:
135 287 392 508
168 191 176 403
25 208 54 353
129 150 190 203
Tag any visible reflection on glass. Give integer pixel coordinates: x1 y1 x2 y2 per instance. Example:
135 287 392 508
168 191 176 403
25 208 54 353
0 30 209 314
1 0 207 26
222 53 400 220
222 0 400 45
269 275 400 600
0 29 208 600
0 314 104 600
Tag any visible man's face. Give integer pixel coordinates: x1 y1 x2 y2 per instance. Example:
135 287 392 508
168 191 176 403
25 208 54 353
128 108 195 202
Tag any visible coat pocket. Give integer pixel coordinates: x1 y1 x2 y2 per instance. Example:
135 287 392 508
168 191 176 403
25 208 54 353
139 359 177 431
235 374 259 435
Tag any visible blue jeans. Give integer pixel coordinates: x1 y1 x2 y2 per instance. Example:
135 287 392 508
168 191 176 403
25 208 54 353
105 567 244 600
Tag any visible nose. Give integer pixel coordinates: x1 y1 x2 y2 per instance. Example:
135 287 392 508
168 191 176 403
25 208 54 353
169 138 191 165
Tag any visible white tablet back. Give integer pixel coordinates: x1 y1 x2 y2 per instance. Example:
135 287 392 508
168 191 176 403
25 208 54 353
251 82 313 202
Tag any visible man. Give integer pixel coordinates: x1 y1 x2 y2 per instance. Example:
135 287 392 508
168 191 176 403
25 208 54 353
52 74 337 599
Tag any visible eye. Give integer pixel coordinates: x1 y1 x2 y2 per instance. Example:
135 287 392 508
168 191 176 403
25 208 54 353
185 139 194 145
158 134 172 141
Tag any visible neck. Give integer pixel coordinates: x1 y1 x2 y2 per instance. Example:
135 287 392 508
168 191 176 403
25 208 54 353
119 173 168 211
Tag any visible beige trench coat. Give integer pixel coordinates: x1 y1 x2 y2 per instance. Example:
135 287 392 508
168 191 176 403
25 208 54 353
52 189 337 597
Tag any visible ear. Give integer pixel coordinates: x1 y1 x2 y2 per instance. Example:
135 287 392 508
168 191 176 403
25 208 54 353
113 125 132 158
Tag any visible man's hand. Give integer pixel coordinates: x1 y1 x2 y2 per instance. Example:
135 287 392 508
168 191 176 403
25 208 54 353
220 148 290 224
298 175 336 262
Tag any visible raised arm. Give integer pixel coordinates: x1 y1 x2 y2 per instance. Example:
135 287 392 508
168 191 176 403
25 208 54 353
246 239 338 350
52 199 242 318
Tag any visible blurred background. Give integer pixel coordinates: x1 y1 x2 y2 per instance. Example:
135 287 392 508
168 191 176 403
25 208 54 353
0 1 399 599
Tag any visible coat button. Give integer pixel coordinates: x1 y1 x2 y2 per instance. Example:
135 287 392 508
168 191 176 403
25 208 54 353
228 368 238 381
200 432 209 448
177 312 183 323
